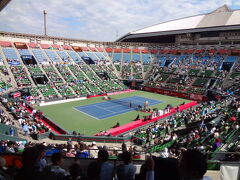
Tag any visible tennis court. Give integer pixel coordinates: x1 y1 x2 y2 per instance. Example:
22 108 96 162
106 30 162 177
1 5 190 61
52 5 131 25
74 96 163 119
36 91 191 135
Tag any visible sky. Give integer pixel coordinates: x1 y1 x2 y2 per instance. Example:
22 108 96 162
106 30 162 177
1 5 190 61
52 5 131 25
0 0 240 42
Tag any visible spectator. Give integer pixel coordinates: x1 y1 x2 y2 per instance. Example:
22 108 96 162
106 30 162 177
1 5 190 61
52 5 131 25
5 141 15 153
0 142 4 153
212 138 221 151
161 148 169 158
64 163 85 180
87 149 114 180
35 144 47 172
178 149 212 180
9 127 14 136
135 156 155 180
66 148 76 158
116 151 136 180
0 157 13 180
76 144 89 159
136 156 180 180
15 147 45 180
90 141 98 158
44 152 66 180
23 123 29 136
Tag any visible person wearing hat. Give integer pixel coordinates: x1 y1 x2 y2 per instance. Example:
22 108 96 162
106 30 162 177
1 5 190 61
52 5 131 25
90 142 98 158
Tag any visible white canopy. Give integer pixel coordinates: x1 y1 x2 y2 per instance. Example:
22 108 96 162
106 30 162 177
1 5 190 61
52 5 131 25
131 5 240 35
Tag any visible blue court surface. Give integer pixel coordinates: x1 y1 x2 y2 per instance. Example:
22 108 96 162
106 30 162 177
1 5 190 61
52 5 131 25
74 96 163 119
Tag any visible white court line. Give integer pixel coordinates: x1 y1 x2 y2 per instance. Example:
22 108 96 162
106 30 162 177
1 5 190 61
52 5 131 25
73 104 118 120
73 96 164 120
97 109 134 119
72 107 100 120
96 105 133 119
96 99 163 119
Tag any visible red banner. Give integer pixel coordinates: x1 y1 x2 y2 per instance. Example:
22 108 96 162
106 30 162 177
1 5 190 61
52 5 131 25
107 89 135 96
143 87 205 101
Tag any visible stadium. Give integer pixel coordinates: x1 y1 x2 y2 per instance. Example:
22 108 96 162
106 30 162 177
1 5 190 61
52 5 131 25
0 1 239 180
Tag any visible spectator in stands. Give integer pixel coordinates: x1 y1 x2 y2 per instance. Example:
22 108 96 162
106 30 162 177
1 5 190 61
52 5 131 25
0 157 13 180
122 142 127 152
44 152 66 180
23 123 29 136
118 142 128 159
64 163 85 180
5 141 15 153
116 151 136 180
137 153 181 180
109 147 119 158
135 156 154 180
87 149 114 180
178 149 212 180
160 148 169 158
9 127 14 136
67 138 72 146
132 146 141 159
0 141 4 153
66 147 76 158
90 141 98 158
76 144 89 159
35 144 47 172
15 147 45 180
212 138 221 151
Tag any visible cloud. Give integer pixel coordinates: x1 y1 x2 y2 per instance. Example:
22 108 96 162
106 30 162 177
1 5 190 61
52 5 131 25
0 0 239 41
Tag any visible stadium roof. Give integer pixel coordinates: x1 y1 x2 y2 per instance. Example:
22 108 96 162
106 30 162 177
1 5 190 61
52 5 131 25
0 0 11 12
117 5 240 42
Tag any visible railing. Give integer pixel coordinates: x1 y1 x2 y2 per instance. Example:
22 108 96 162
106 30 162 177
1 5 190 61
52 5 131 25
2 151 240 171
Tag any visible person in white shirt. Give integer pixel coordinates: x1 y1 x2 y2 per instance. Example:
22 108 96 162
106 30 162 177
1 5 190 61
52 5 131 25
90 141 99 158
161 148 169 158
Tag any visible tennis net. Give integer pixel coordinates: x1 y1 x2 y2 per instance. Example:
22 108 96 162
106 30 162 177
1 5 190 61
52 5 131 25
108 97 142 110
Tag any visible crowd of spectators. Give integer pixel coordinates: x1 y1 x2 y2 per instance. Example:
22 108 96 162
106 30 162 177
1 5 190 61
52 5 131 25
169 53 224 71
122 65 132 80
1 96 49 136
132 65 143 79
0 50 239 179
10 66 31 87
55 84 75 98
56 65 76 82
145 53 239 95
25 63 127 100
0 107 15 131
0 66 9 76
42 65 63 83
37 85 59 100
0 138 212 180
133 97 240 158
